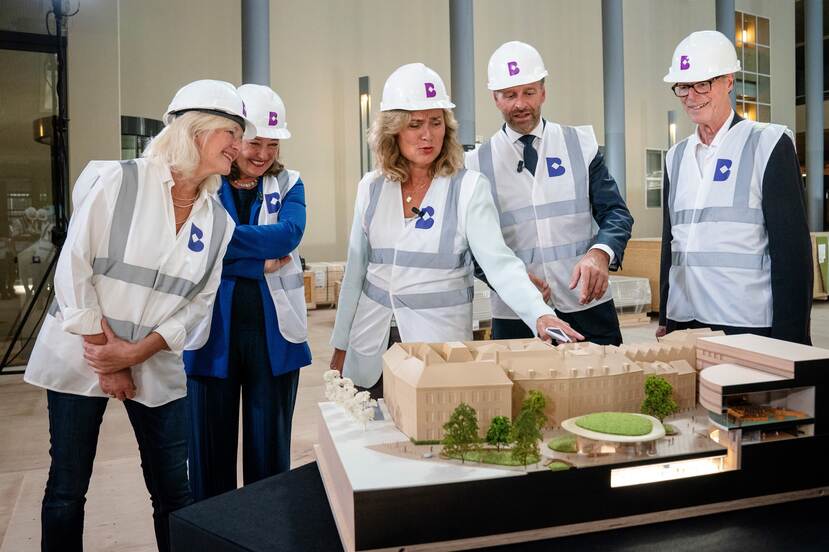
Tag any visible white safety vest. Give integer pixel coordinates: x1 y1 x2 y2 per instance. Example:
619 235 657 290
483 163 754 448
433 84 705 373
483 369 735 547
665 119 788 328
260 169 308 343
25 158 233 407
343 169 478 388
467 122 611 316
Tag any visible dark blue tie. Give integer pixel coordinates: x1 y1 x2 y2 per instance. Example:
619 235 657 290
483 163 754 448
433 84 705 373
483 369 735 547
519 135 537 176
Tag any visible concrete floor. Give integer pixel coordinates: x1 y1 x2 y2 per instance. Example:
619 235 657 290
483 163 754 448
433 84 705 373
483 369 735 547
2 304 829 551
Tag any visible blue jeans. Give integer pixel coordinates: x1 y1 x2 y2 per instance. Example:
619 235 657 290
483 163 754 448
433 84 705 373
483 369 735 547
42 390 192 552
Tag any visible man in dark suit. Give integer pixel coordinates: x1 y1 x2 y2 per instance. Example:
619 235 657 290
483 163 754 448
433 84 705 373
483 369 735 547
658 31 811 345
466 41 633 345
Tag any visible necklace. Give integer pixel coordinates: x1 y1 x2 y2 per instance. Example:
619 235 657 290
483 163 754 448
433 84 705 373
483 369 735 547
172 198 196 208
232 178 258 190
402 179 430 204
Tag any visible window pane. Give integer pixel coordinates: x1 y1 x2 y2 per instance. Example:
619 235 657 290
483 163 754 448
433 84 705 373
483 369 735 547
758 75 770 103
742 73 758 101
758 45 770 75
0 49 58 367
647 188 662 209
758 104 771 123
0 0 52 33
735 12 743 47
743 102 758 121
743 13 757 45
646 150 662 177
757 17 770 46
743 42 757 73
735 71 745 99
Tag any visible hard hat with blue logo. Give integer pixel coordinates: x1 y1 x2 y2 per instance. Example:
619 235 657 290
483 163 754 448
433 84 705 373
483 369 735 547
663 31 741 83
237 84 291 140
164 80 257 139
487 41 548 91
380 63 455 111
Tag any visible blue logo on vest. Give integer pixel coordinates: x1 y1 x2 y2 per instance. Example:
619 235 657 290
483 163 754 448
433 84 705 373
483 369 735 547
265 191 281 214
188 223 205 252
546 157 566 177
415 206 435 230
713 158 732 182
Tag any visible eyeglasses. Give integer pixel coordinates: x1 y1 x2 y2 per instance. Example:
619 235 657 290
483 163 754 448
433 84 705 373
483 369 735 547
671 76 724 97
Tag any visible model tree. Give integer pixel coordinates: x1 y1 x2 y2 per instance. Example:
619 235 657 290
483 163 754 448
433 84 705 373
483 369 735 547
510 391 548 466
485 416 512 451
510 408 541 467
523 389 548 430
442 402 479 463
641 375 679 422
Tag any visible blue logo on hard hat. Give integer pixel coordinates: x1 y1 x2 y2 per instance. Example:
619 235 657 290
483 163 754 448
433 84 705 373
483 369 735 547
713 159 732 182
415 206 435 230
265 192 281 214
188 223 205 252
546 157 566 177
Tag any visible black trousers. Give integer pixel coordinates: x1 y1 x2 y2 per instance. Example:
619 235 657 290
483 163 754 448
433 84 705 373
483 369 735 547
492 299 623 346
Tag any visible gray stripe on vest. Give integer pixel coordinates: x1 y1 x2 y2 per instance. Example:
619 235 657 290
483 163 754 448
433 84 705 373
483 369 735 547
276 168 290 194
671 207 765 225
270 272 304 291
514 238 593 265
733 126 764 208
362 279 473 310
500 197 592 227
109 160 139 262
476 140 503 218
47 300 155 342
368 247 470 269
672 251 767 270
438 169 466 254
668 139 689 219
561 126 589 200
363 174 385 231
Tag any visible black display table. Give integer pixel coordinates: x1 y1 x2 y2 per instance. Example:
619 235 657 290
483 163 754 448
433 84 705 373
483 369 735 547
170 462 828 552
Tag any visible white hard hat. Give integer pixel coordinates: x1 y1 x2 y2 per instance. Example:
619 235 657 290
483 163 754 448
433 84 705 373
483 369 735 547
164 79 257 139
36 208 48 221
663 30 741 83
237 84 291 140
380 63 455 111
487 41 548 91
24 207 36 219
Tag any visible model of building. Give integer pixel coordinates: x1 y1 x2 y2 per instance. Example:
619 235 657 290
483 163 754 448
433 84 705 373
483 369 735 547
617 328 724 369
382 342 513 442
383 337 697 441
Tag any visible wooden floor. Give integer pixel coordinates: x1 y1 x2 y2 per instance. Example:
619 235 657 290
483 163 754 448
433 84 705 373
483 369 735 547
2 304 829 551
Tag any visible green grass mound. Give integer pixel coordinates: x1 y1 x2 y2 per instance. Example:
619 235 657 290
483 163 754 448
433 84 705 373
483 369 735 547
548 435 577 453
664 423 679 436
575 412 653 436
443 448 540 466
548 460 572 472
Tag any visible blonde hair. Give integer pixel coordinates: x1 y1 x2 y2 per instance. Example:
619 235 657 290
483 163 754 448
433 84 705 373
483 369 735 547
368 109 464 183
143 111 241 192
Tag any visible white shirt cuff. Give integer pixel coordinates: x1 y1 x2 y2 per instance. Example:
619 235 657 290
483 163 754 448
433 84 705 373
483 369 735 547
589 244 615 265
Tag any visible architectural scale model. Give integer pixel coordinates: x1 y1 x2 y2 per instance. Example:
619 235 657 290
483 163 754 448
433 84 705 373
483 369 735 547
315 332 829 552
382 338 696 440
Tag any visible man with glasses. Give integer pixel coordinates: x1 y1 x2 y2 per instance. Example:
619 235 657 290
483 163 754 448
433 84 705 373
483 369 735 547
466 41 633 345
659 30 811 344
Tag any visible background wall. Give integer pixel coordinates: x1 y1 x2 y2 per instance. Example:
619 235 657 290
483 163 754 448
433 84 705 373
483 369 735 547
63 0 797 260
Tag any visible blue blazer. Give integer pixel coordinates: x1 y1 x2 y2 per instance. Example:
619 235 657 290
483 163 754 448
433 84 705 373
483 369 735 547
184 176 312 378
